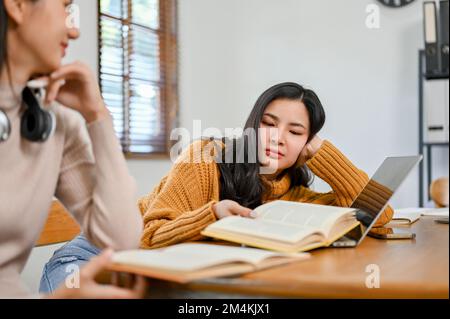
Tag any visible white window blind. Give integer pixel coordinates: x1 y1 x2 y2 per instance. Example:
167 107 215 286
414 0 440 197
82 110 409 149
98 0 178 155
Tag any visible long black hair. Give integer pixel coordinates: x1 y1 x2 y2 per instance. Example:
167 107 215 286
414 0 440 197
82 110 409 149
0 0 8 76
216 82 326 209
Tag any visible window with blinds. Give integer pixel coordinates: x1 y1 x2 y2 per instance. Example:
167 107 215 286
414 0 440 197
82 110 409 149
98 0 178 155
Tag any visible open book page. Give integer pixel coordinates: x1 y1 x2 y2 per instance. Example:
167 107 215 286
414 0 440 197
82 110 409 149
390 208 423 224
205 201 357 244
255 200 356 234
112 243 308 272
254 201 357 239
421 207 449 217
205 216 321 244
392 207 449 221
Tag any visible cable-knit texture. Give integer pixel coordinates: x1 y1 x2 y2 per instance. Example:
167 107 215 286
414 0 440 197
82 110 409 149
139 140 394 249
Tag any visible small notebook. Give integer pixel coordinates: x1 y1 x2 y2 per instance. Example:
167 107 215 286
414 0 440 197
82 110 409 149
389 207 450 225
421 207 449 217
109 243 309 283
390 209 423 225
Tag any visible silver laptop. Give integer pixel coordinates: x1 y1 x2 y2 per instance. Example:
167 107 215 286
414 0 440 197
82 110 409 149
331 155 423 247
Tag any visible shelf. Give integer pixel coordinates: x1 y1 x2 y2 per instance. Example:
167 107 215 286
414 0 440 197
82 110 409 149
422 142 450 147
422 73 449 80
417 50 449 207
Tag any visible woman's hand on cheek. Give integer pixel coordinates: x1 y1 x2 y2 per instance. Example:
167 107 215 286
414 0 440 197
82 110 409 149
45 61 109 123
297 135 324 167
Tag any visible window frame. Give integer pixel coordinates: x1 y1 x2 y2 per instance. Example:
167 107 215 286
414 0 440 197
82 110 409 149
97 0 179 158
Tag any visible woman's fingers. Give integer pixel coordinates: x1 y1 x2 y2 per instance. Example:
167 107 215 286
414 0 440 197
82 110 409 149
213 200 254 220
131 275 147 298
50 62 87 82
92 274 145 299
296 142 313 167
81 249 146 298
296 152 307 167
111 272 119 287
52 249 146 299
28 76 50 88
307 135 323 156
45 79 66 105
230 201 253 218
88 283 143 299
80 248 114 279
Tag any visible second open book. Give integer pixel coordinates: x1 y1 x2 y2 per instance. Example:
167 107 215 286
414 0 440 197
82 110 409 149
201 200 361 253
110 243 308 283
108 201 359 283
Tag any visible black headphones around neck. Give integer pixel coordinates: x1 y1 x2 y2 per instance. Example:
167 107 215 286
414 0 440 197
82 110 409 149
0 86 55 143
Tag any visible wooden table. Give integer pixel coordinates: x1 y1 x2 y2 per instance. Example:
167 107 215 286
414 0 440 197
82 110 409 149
145 217 448 299
36 200 80 246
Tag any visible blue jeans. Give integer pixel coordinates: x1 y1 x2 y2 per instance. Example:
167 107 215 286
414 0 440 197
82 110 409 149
39 234 101 294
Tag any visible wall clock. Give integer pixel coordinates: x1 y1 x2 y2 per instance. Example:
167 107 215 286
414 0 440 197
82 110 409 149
376 0 417 8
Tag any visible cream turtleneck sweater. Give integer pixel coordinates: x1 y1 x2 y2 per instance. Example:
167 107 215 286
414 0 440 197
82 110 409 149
0 85 143 298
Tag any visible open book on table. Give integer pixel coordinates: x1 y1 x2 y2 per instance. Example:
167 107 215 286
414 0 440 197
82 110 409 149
201 200 361 253
108 243 309 284
388 207 450 225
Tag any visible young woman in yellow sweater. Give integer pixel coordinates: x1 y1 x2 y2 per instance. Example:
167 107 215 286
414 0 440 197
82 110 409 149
138 82 394 249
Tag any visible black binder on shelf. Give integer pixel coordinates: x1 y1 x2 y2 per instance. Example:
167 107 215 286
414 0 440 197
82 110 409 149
423 1 440 78
440 0 449 75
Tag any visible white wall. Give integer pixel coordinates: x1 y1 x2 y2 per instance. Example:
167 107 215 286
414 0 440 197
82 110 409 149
68 0 449 205
177 0 448 206
64 0 174 196
22 0 449 292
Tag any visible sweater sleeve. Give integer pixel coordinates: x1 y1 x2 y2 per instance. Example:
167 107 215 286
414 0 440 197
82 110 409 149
55 112 143 250
301 140 393 227
140 141 220 249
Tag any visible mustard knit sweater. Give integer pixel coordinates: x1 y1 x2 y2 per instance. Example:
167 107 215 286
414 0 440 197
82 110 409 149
138 140 394 249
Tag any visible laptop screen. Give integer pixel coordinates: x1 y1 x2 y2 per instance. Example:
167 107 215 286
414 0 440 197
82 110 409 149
349 155 422 244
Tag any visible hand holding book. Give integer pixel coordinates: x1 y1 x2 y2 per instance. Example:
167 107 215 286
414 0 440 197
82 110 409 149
203 200 361 253
213 200 255 220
